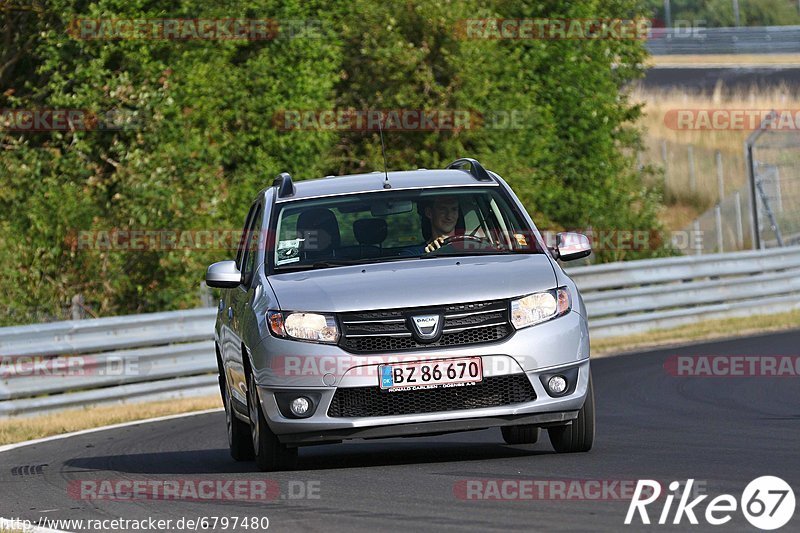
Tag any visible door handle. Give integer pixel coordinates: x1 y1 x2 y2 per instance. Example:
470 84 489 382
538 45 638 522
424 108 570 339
227 307 234 320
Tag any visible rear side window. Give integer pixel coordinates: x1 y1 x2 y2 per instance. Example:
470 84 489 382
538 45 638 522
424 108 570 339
235 203 258 271
241 205 263 286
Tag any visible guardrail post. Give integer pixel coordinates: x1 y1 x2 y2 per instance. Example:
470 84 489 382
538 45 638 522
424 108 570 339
693 219 702 255
70 294 86 320
734 191 744 249
199 282 215 308
744 111 778 250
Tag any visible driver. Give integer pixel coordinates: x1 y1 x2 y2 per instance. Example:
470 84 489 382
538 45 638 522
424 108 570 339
399 195 462 256
423 195 460 252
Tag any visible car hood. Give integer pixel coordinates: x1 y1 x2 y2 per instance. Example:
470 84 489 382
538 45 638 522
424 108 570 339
267 254 558 312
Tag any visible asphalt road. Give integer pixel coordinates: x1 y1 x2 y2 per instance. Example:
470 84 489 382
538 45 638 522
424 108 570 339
641 67 800 94
1 330 799 532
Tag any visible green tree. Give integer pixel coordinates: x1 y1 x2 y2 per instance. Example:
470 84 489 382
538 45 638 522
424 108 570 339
1 0 667 325
0 0 340 322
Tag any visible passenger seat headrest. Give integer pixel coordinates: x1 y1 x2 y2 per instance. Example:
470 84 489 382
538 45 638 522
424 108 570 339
353 218 388 246
296 208 341 250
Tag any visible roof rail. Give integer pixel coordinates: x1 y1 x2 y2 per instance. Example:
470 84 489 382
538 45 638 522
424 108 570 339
273 172 295 198
446 158 494 182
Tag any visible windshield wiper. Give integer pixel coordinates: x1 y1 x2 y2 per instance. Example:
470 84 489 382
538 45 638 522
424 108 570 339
421 250 529 258
274 256 419 271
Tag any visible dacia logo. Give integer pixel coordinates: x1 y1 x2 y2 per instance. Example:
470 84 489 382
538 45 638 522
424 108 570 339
411 314 441 341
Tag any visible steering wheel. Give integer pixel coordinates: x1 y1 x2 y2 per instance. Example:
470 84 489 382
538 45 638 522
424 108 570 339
439 234 487 247
431 234 506 253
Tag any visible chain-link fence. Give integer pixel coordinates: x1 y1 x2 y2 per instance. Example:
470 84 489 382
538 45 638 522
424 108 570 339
748 128 800 248
687 185 753 254
640 137 747 255
680 113 800 254
653 140 747 210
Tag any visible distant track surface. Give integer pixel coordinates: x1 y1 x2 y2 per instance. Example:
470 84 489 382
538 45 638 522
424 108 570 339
642 67 800 93
1 330 799 532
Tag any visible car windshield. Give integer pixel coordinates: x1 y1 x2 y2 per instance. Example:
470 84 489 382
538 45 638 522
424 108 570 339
271 187 544 271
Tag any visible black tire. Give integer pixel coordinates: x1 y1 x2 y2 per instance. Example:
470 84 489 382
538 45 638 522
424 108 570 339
221 374 254 461
248 372 298 472
548 374 595 453
501 425 540 445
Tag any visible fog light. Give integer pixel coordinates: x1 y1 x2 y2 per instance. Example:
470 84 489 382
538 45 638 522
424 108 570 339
548 375 567 395
290 397 311 416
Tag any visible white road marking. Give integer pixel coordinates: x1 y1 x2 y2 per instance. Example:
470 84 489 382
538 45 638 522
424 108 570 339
0 408 223 532
0 408 223 454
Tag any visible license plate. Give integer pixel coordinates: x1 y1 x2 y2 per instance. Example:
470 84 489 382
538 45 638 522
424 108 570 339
379 357 483 391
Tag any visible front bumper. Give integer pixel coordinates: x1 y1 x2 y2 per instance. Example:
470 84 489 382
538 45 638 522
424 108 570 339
278 411 580 445
251 310 590 442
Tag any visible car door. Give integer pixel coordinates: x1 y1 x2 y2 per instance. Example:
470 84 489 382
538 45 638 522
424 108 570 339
228 202 264 406
220 202 258 403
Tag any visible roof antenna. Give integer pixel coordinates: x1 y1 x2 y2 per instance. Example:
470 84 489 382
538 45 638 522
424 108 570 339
377 113 391 189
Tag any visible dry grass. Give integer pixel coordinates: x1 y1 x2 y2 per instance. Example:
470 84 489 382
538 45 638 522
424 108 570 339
650 54 800 67
634 85 800 154
593 309 800 356
0 395 221 446
633 85 800 229
656 202 703 234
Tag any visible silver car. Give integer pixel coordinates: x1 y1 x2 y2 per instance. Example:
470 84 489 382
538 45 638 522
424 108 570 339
206 158 594 471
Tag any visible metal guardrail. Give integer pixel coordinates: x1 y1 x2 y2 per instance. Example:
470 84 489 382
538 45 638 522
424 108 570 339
570 246 800 338
647 25 800 55
2 246 800 417
0 309 218 417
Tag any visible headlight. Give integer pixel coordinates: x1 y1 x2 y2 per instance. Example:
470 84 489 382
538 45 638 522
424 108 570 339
267 311 340 344
510 288 570 329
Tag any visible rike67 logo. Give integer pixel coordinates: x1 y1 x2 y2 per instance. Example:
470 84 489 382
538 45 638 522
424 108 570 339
625 477 795 530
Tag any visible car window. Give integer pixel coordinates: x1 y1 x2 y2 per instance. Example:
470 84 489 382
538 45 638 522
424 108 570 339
235 203 258 270
241 205 263 285
271 187 542 270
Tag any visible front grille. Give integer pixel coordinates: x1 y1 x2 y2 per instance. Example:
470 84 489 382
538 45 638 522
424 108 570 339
327 374 536 418
339 300 512 353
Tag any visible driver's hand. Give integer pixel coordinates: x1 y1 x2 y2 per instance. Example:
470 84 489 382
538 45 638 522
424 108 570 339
424 235 446 253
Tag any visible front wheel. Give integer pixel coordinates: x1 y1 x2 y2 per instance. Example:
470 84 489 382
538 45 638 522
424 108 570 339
548 373 595 453
221 374 254 461
247 372 298 471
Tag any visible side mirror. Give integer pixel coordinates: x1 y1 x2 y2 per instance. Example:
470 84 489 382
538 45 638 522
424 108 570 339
206 260 241 288
556 232 591 261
